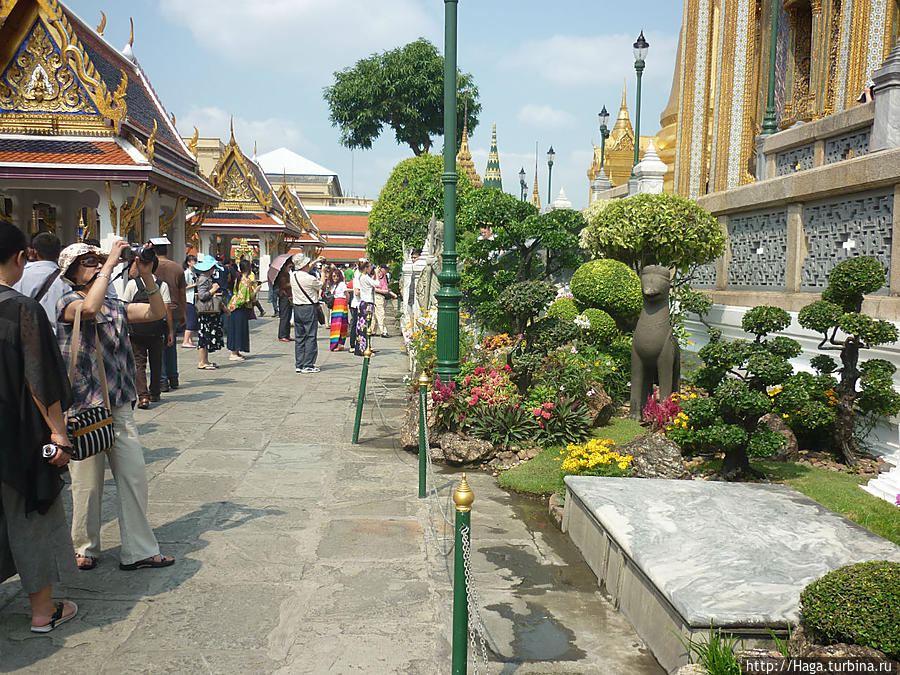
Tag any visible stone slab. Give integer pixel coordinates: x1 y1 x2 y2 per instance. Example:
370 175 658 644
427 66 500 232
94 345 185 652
563 476 900 672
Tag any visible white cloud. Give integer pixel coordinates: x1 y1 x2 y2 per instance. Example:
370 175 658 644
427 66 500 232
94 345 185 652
159 0 440 76
517 104 576 128
504 30 677 88
176 105 311 156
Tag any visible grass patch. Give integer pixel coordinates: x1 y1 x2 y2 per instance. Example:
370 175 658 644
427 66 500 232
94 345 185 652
498 416 644 496
697 459 900 546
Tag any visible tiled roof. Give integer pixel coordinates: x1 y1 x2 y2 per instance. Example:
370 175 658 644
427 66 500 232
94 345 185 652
0 138 137 165
320 248 368 262
311 213 368 235
324 235 367 247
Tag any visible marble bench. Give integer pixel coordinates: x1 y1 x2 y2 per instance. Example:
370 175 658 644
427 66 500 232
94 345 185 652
562 476 900 673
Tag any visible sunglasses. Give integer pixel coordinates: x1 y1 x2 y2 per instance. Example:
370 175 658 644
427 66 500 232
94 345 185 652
79 257 102 268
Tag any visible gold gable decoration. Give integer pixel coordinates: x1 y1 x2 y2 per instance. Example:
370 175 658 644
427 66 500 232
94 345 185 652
0 0 127 134
209 130 274 211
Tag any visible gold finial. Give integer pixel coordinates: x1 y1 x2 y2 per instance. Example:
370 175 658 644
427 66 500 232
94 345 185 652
128 17 134 47
253 140 258 157
97 11 106 35
282 169 287 188
622 77 627 107
229 116 235 144
417 372 430 388
170 112 176 126
364 347 372 358
188 126 199 157
453 474 474 512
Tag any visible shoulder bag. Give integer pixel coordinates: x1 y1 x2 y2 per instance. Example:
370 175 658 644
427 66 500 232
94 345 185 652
195 279 224 314
65 304 115 460
294 272 326 325
127 277 168 338
322 287 335 310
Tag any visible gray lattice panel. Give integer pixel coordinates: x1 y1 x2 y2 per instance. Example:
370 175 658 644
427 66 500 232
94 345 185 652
775 145 814 176
824 128 871 165
726 210 789 290
691 263 717 288
801 190 893 291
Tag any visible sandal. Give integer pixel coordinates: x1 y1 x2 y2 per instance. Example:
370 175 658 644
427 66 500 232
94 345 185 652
75 554 97 570
31 600 77 633
197 363 217 370
119 554 175 571
137 397 150 409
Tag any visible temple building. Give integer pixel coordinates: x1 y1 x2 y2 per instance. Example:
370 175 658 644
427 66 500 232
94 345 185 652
0 0 219 262
482 123 502 190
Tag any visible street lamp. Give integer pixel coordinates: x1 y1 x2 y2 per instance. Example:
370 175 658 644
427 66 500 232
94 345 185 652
518 167 527 201
632 30 649 172
546 146 555 207
598 106 610 170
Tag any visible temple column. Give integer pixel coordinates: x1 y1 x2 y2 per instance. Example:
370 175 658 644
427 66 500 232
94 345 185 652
199 231 213 256
171 199 187 263
97 182 125 243
810 0 826 118
144 189 161 240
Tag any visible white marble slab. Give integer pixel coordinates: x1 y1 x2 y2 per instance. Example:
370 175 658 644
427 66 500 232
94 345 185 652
565 476 900 627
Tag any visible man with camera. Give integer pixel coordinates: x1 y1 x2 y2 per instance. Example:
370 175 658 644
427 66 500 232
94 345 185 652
151 239 185 392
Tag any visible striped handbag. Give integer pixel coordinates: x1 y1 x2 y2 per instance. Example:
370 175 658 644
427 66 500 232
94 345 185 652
65 304 115 460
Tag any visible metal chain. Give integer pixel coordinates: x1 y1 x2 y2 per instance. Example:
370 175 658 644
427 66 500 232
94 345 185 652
422 403 455 557
461 525 490 672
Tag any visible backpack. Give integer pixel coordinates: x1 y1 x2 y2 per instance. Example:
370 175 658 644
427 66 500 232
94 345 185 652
127 277 167 338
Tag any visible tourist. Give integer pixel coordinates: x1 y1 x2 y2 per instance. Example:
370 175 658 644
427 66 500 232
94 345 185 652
13 232 67 336
194 255 224 370
57 238 175 572
372 265 397 338
328 267 349 351
182 255 198 348
275 262 292 342
122 261 172 409
226 259 253 361
152 239 186 392
291 252 324 373
354 260 378 356
348 259 364 350
0 220 78 633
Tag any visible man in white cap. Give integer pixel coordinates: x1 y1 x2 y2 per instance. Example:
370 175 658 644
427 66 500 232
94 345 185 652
290 252 325 373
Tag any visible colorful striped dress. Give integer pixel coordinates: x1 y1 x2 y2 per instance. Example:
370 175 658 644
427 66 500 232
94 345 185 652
329 281 348 350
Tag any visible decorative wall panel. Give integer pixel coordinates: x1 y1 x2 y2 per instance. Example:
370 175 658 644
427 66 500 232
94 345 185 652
801 190 893 290
691 262 718 288
775 144 815 175
727 209 789 289
824 127 872 164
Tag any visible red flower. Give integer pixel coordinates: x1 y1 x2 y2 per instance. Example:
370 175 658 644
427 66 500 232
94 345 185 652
532 408 542 417
503 364 512 372
543 402 554 410
469 394 479 406
474 366 486 376
541 410 551 420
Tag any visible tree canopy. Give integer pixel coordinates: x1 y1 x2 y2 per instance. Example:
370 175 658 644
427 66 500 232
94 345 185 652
323 38 481 156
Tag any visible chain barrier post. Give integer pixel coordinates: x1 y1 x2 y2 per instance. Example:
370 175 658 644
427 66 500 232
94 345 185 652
351 347 372 444
452 474 474 674
418 372 430 498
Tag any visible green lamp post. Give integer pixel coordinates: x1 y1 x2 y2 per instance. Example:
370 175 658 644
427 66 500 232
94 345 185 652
546 146 555 207
519 166 527 201
761 0 779 135
598 106 610 170
632 31 649 172
435 0 462 384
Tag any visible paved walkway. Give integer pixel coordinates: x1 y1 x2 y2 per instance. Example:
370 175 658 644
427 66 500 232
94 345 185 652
0 318 663 674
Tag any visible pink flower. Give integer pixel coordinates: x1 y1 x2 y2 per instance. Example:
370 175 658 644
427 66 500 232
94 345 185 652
468 394 479 406
503 364 512 372
474 366 485 375
541 410 551 420
532 408 542 417
544 402 554 410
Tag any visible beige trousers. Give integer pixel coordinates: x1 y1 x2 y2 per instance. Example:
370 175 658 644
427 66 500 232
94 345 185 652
68 404 161 565
371 293 387 335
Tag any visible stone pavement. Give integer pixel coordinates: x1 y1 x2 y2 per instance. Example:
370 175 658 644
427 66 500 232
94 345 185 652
0 318 663 674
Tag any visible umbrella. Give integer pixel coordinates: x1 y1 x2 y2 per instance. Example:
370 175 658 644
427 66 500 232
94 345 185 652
267 253 293 287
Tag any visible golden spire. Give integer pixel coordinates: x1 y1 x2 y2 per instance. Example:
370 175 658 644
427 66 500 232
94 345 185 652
253 140 258 158
530 142 540 209
229 116 235 145
97 11 106 35
456 114 482 188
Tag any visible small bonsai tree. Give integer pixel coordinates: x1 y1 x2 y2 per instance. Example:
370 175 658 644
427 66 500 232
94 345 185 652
798 257 900 465
569 258 642 326
496 280 556 335
670 306 799 479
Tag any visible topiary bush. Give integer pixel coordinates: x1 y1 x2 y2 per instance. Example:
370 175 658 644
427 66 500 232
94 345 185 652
496 280 556 334
546 296 579 323
570 259 642 323
800 561 900 659
578 308 617 345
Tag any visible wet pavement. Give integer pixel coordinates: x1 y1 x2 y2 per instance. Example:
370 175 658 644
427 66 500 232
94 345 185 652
0 317 663 674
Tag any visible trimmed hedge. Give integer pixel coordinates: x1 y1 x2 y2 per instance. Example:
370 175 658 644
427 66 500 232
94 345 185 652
579 308 617 345
570 259 642 321
546 296 579 323
799 560 900 659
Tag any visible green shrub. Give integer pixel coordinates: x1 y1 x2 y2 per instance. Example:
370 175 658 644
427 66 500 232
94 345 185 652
546 296 579 323
524 317 579 354
570 259 642 321
578 308 617 345
822 256 886 312
800 561 900 659
496 280 556 334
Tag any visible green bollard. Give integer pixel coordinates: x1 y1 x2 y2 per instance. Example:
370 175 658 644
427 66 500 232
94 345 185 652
418 372 430 499
351 348 371 444
452 474 474 674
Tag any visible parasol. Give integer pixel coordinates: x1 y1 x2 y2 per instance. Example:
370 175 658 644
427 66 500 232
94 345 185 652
267 253 293 287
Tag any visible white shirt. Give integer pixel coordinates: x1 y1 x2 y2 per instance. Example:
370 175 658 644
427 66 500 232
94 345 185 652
290 270 322 305
12 260 67 335
184 267 197 304
350 270 361 309
122 276 171 304
357 273 377 304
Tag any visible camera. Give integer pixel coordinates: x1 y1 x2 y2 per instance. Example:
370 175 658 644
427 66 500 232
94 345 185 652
120 243 156 264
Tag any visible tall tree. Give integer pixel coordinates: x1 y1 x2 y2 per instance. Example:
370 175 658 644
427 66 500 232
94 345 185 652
323 39 481 156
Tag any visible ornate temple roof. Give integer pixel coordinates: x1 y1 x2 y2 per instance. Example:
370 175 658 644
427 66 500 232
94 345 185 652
0 0 218 204
483 123 502 190
456 119 482 188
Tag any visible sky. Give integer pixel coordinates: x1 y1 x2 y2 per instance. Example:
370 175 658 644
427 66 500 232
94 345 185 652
64 0 685 210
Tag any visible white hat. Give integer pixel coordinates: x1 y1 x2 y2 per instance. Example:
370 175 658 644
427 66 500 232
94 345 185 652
58 243 107 283
292 252 311 270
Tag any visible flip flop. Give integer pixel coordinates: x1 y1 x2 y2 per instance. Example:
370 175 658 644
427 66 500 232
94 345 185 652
31 601 77 633
119 555 175 571
197 364 217 370
75 554 97 570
